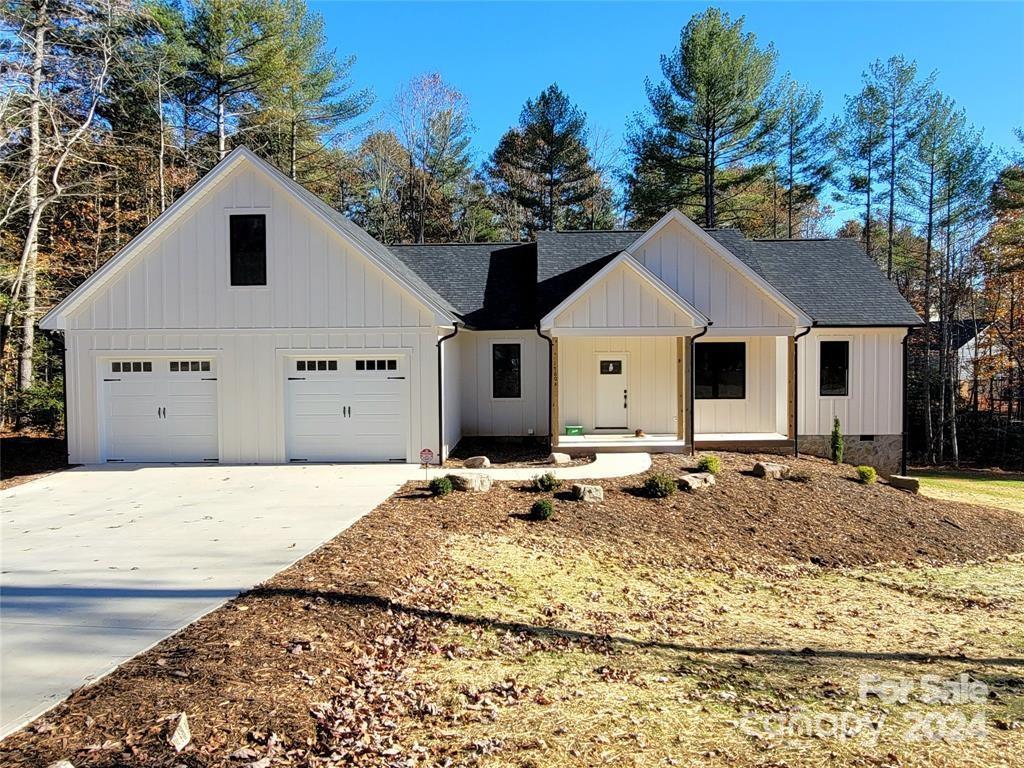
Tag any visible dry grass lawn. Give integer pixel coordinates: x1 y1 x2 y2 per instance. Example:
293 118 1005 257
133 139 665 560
915 470 1024 514
2 453 1023 768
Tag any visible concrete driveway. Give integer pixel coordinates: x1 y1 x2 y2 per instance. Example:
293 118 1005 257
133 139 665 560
0 462 418 738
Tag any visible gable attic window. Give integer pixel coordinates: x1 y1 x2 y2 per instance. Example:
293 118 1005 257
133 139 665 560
695 342 746 399
820 340 850 396
229 214 267 286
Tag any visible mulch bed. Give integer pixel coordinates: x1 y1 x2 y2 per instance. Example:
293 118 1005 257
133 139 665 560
1 433 70 489
3 452 1023 766
443 436 593 468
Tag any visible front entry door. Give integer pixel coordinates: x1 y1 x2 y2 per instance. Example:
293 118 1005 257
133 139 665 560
595 356 628 429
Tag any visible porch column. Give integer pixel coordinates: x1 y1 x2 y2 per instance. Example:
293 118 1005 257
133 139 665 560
787 336 797 439
550 337 559 447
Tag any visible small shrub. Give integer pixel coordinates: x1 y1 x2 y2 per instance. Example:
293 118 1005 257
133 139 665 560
788 472 813 483
696 454 721 474
429 476 453 497
642 472 676 499
856 465 877 485
531 472 562 492
530 498 554 520
830 416 844 464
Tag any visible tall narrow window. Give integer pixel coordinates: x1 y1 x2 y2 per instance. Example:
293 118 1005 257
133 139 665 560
492 343 522 399
695 342 746 399
820 340 849 396
229 214 267 286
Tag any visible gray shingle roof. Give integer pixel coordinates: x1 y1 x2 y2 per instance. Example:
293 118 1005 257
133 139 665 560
706 230 922 326
387 228 921 329
388 242 537 329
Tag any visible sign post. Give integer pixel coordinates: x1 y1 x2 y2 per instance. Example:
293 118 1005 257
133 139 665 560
419 448 435 482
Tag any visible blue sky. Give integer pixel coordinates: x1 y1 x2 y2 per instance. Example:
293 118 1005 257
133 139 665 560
315 1 1023 224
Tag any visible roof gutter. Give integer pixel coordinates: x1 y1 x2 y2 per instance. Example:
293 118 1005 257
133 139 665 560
792 323 815 458
536 322 554 450
436 323 461 464
687 322 711 454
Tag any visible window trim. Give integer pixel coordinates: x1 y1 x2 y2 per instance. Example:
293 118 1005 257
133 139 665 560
225 208 271 290
490 340 523 400
819 338 851 398
694 341 747 401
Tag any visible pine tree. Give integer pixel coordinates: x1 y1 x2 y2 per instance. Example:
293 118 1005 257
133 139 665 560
487 84 600 236
626 8 779 228
775 78 835 238
834 85 887 263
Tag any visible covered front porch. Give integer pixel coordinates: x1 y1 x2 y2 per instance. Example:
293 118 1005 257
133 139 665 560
538 249 804 457
549 333 798 455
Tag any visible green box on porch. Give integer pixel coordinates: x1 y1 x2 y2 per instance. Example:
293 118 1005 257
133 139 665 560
564 425 584 436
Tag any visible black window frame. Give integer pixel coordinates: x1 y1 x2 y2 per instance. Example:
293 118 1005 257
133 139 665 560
492 342 522 399
819 340 850 397
694 342 746 400
229 214 267 287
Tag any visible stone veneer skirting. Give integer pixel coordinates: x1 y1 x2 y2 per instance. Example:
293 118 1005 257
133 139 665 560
798 434 902 476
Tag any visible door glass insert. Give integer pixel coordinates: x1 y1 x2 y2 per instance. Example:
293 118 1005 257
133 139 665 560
600 360 622 375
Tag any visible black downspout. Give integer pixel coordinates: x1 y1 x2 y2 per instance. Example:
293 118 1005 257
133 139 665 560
60 332 69 466
793 325 813 457
535 323 553 450
436 323 460 464
688 324 710 454
901 327 911 476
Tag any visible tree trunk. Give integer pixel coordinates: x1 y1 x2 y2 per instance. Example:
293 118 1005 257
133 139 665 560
886 104 896 279
865 140 873 260
923 160 935 462
17 0 48 392
289 117 297 180
157 68 167 212
787 133 795 238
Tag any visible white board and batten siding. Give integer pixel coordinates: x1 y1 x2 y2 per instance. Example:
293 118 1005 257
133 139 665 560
456 330 549 438
630 218 796 333
60 158 446 464
694 336 788 435
557 336 678 435
550 258 698 334
798 327 905 436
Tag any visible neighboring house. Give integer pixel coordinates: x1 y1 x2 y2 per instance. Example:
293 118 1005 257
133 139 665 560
41 147 922 473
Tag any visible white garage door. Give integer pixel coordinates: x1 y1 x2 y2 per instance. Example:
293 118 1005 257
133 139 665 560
285 355 408 462
101 358 219 462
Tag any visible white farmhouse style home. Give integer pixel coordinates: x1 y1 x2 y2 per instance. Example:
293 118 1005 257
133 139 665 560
41 147 922 472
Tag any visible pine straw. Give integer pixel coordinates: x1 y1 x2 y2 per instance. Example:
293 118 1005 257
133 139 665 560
2 453 1023 767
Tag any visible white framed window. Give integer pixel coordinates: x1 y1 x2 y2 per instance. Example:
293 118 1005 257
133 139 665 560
819 339 850 397
491 342 522 399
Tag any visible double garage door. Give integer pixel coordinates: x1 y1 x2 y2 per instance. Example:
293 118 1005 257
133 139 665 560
99 355 408 463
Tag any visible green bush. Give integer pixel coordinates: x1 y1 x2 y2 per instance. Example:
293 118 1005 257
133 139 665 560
9 378 64 433
696 454 721 474
642 472 676 499
856 465 877 485
830 416 844 464
429 476 453 497
530 498 554 520
531 472 562 492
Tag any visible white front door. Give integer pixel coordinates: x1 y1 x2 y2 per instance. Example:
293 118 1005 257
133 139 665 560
102 358 219 462
595 356 628 429
285 355 408 462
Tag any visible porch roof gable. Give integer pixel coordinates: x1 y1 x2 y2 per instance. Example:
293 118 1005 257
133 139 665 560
539 252 710 335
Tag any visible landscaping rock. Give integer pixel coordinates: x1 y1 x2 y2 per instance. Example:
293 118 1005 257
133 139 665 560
449 473 493 493
889 475 920 493
678 472 716 491
571 483 604 502
548 452 571 465
753 461 791 480
463 455 491 469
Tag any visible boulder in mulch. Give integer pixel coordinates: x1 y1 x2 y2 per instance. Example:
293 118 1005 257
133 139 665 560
571 483 604 502
548 452 571 465
889 475 920 493
678 472 716 491
463 455 491 469
753 461 791 480
449 474 493 492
